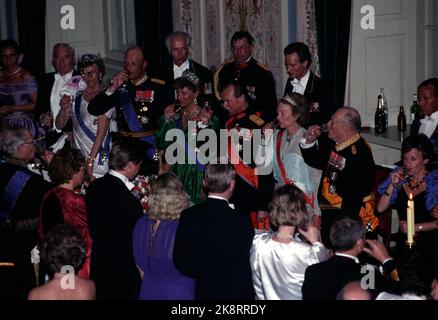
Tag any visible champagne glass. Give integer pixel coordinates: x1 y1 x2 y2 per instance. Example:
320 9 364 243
393 167 408 190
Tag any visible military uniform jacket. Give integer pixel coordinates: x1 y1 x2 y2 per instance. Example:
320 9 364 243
225 105 275 214
215 57 278 122
300 134 376 219
88 77 174 132
284 70 328 126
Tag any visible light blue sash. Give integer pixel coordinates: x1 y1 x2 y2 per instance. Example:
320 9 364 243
74 94 111 165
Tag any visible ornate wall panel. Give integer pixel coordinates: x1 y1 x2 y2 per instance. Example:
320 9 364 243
172 0 202 63
173 0 284 98
204 0 221 71
296 0 319 76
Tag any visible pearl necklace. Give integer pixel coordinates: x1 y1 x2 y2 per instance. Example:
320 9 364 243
275 232 294 239
6 67 21 77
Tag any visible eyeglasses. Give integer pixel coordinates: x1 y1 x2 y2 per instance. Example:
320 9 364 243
21 140 38 146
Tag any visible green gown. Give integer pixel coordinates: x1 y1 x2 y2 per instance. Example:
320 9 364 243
155 115 219 204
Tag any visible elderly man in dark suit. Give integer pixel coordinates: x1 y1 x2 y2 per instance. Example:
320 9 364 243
0 127 53 299
160 31 226 125
302 218 400 300
161 31 213 93
173 163 255 300
85 140 144 300
283 42 327 126
34 43 79 147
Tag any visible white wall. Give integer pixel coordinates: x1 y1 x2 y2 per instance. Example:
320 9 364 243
45 0 136 78
348 0 420 128
348 0 437 128
45 0 105 72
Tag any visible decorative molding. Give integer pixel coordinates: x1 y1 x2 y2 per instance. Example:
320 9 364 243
172 0 285 97
205 0 221 71
296 0 319 76
172 0 202 63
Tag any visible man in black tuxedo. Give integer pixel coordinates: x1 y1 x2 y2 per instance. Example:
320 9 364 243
34 43 79 147
302 218 400 300
161 31 213 94
160 31 227 126
85 140 144 300
173 163 255 300
283 42 327 126
411 78 438 168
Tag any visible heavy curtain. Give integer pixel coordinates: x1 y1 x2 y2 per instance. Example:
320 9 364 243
134 0 173 77
314 0 351 115
16 0 46 80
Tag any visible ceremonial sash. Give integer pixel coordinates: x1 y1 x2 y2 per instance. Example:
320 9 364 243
119 89 157 160
228 137 258 189
276 130 315 208
175 120 205 172
74 95 110 165
0 168 32 224
320 174 379 230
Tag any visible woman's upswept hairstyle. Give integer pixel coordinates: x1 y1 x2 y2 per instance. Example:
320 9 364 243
269 184 309 228
40 224 86 277
278 92 309 127
48 147 85 186
147 172 189 220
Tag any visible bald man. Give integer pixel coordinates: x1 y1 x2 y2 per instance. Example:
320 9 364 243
88 46 173 175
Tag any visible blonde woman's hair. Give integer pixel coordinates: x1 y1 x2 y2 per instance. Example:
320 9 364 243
147 172 189 220
269 184 309 228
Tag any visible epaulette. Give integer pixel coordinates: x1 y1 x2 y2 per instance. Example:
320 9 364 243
249 113 265 127
151 78 165 85
257 62 271 71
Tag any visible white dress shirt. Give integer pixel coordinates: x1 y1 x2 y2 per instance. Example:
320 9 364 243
335 252 360 264
207 195 235 209
50 70 74 132
109 170 135 190
419 110 438 138
173 59 190 79
291 70 310 95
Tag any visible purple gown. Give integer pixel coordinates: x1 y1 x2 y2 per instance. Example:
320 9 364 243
132 215 195 300
0 76 38 136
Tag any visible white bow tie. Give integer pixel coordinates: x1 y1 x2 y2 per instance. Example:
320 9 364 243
420 116 437 124
291 78 302 86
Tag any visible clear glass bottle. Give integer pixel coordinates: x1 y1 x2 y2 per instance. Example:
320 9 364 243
380 88 389 129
